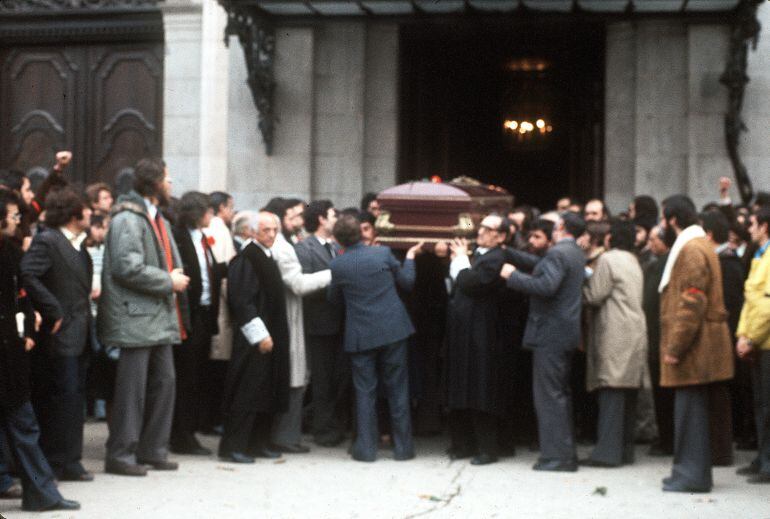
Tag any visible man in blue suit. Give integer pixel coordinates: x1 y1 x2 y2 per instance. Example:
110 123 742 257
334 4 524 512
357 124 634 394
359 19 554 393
501 211 586 472
328 214 423 462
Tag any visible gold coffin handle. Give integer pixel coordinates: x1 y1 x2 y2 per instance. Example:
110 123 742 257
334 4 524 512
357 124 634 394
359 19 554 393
375 211 475 237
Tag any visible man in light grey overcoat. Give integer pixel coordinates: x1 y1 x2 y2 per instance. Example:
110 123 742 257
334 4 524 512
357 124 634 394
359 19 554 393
98 158 190 476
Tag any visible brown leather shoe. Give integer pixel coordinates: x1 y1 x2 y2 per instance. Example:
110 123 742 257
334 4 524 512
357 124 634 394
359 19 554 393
105 459 147 477
138 459 178 471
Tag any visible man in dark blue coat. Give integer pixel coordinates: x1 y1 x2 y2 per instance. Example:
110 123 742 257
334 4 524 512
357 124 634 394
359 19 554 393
501 211 586 472
328 215 423 462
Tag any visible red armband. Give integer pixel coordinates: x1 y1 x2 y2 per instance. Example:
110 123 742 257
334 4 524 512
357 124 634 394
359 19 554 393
685 287 704 296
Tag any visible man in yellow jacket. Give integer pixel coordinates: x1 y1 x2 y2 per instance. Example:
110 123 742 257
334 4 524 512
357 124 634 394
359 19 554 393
736 207 770 484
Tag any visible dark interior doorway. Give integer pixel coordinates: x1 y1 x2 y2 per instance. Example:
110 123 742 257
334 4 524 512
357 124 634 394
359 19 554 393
398 19 605 211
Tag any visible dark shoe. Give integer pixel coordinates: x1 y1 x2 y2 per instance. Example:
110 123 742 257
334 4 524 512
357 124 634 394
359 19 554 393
533 459 578 472
24 498 81 512
648 444 673 456
393 452 415 461
747 472 770 484
272 443 310 454
351 452 376 462
252 447 282 459
59 470 95 482
138 459 179 471
736 463 760 475
578 458 620 468
220 452 255 464
105 459 147 477
171 443 212 456
470 454 498 466
0 483 22 499
447 448 474 461
662 479 711 493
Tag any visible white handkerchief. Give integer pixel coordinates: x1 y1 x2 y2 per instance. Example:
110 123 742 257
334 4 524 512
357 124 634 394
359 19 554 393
15 312 24 338
241 317 269 346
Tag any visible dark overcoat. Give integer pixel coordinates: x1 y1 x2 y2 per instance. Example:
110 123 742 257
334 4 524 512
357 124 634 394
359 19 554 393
0 238 34 409
221 242 290 415
446 247 508 415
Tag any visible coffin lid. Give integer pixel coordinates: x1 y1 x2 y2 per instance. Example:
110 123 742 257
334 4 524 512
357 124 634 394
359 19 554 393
378 176 512 201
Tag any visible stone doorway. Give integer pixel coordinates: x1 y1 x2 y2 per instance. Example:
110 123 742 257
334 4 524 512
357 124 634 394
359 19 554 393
398 20 605 211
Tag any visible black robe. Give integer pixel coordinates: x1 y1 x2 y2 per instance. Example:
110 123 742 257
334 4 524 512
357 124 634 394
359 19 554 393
446 247 509 415
221 242 290 416
0 237 34 410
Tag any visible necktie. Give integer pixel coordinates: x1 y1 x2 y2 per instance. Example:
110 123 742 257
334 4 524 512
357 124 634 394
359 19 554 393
201 235 214 280
324 241 335 259
148 211 187 340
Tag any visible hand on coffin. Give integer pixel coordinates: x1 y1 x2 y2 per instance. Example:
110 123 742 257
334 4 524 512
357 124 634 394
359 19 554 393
500 263 516 280
450 238 468 259
406 241 425 260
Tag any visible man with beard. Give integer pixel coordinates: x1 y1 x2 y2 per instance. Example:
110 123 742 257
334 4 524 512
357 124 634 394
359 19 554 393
445 214 510 465
219 211 289 463
99 158 190 476
658 195 733 493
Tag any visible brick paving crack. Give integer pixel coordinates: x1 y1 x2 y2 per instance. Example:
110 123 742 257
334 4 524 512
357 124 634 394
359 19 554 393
404 464 466 519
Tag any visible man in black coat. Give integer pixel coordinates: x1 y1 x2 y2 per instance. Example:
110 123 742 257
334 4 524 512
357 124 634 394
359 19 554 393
219 211 289 463
445 214 510 465
295 200 349 447
501 211 587 472
0 190 79 511
170 192 225 455
21 188 94 482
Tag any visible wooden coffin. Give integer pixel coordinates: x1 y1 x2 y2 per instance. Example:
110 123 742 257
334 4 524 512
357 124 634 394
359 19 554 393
375 176 514 250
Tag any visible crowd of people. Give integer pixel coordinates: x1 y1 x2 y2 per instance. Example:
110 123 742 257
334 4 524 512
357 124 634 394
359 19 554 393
0 153 769 511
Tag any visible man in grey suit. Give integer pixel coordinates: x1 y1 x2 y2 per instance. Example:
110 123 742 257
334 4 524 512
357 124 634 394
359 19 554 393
328 215 423 462
98 158 190 476
21 188 94 482
501 211 586 472
296 200 350 447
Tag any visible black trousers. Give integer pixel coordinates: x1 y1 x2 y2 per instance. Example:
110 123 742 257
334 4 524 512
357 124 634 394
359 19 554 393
309 334 350 443
449 409 498 457
589 388 638 466
670 385 712 490
30 350 87 478
171 306 214 447
650 353 674 452
532 348 576 463
751 350 770 475
0 402 62 510
219 411 271 457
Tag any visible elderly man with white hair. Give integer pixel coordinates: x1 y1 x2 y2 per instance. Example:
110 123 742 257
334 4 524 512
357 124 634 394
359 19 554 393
218 211 291 463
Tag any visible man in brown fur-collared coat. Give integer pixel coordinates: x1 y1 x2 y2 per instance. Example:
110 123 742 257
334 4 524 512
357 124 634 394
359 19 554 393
658 195 734 494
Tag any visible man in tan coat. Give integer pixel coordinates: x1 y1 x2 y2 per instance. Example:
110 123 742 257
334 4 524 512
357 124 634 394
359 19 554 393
658 195 734 493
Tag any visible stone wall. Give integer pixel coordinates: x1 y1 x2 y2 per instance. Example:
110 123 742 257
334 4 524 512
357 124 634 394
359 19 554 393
744 5 770 199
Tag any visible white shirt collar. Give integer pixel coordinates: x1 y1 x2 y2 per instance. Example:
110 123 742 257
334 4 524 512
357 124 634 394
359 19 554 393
143 198 158 220
60 227 87 250
256 241 272 258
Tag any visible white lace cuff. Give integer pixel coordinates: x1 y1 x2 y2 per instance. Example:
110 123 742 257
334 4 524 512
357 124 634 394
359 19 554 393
241 317 269 346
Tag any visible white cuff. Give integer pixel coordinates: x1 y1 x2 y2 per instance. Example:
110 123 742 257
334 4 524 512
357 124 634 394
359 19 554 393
241 317 269 346
449 254 471 281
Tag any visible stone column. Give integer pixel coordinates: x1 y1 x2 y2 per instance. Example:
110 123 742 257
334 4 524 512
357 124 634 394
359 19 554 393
311 21 366 209
198 0 230 193
743 5 770 193
604 22 637 214
162 0 203 195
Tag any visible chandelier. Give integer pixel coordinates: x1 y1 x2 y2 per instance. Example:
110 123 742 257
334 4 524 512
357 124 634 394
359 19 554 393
503 118 553 141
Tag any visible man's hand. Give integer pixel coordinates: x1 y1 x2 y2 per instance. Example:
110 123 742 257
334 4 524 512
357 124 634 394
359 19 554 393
91 288 101 301
34 311 42 332
55 151 72 167
258 336 274 354
406 241 425 260
170 268 190 293
719 176 731 197
51 318 63 335
736 336 753 359
663 353 679 365
500 263 516 280
24 337 35 352
450 238 468 259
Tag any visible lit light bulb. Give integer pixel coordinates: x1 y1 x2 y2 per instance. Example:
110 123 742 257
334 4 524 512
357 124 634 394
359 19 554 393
536 119 545 129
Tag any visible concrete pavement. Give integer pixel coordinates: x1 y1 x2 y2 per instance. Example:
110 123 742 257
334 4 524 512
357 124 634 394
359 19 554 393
1 422 767 518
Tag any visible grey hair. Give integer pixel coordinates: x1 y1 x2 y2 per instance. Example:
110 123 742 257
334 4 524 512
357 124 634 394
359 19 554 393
232 210 260 236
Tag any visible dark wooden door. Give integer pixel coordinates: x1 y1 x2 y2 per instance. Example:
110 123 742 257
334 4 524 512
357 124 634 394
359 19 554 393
0 43 163 187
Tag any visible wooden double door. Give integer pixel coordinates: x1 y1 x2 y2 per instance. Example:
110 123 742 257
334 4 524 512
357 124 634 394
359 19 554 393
0 43 163 187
